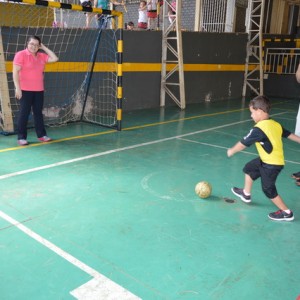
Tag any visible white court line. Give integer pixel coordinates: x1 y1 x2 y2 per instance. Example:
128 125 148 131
0 210 141 300
178 137 300 165
0 111 293 298
0 119 253 299
178 137 258 156
0 112 289 180
0 118 254 180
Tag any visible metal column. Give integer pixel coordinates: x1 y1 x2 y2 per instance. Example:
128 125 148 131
160 0 185 109
242 0 265 97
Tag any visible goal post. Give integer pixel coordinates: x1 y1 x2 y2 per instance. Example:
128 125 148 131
0 33 14 133
0 0 124 134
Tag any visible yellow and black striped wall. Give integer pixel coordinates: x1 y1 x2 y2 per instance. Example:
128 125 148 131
2 28 299 112
122 32 300 109
122 31 248 110
263 35 300 99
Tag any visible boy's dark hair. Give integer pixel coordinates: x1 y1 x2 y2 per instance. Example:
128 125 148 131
27 35 41 45
249 95 271 113
128 21 134 27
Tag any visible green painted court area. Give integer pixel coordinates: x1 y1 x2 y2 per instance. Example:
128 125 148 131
0 98 299 300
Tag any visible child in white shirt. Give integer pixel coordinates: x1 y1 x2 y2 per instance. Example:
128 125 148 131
138 1 148 29
147 0 158 30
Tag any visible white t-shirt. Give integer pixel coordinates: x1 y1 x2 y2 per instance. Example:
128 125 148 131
147 0 157 11
138 9 148 23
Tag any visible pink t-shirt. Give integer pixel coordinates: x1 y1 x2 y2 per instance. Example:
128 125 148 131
13 48 49 91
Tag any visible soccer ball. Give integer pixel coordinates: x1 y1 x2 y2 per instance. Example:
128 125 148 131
195 181 212 199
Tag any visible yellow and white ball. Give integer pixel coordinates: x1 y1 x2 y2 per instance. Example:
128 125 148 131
195 181 212 199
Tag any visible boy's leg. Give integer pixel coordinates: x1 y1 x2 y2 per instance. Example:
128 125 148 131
268 195 294 221
231 175 253 203
260 165 294 221
231 157 260 203
270 195 288 211
244 173 253 194
242 157 261 194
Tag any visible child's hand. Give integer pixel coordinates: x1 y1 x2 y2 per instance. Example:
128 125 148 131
227 148 234 157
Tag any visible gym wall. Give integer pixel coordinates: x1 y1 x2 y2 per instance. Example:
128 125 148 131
122 31 248 110
2 28 299 114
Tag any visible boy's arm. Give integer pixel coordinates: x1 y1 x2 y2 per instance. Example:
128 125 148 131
227 141 246 157
287 133 300 144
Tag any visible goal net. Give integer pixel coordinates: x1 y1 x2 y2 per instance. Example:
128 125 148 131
0 0 123 134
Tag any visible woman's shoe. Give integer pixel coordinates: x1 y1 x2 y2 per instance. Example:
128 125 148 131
38 136 52 142
18 139 29 146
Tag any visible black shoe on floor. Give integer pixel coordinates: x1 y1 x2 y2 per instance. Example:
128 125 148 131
231 187 251 203
268 210 294 221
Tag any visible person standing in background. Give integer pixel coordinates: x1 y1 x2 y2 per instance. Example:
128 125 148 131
94 0 124 29
126 21 135 30
168 0 176 24
13 35 58 146
80 0 93 28
295 63 300 83
147 0 158 30
293 63 300 186
138 1 147 30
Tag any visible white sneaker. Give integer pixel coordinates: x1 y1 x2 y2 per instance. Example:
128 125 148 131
18 139 29 146
38 136 52 142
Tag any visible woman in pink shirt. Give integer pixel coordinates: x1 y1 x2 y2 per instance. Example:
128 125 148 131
13 35 59 146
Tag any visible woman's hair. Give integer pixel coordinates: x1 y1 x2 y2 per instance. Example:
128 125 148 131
249 95 271 113
27 35 41 45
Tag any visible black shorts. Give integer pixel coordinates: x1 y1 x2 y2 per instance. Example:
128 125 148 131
243 157 283 199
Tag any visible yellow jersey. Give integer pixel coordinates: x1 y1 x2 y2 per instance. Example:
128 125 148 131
254 119 284 165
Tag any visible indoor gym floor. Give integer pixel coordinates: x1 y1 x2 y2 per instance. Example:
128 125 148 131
0 98 299 300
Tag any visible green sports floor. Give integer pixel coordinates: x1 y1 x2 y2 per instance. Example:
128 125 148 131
0 98 299 300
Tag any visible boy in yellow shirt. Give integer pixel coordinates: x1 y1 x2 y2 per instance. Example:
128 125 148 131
227 95 300 221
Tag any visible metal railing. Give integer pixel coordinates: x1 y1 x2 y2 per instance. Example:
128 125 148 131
264 48 300 74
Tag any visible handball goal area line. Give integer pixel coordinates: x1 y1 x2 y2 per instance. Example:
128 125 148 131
0 112 290 181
